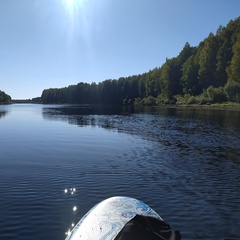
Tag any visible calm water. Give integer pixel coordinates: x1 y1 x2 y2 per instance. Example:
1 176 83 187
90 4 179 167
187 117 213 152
0 104 240 240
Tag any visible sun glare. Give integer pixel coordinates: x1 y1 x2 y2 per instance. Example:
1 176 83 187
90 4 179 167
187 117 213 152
59 0 93 49
67 0 74 6
66 0 83 8
63 0 85 16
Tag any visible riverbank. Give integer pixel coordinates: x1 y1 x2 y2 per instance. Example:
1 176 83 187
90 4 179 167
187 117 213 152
154 102 240 111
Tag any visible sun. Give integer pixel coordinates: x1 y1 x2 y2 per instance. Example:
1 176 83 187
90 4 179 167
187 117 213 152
64 0 85 12
67 0 74 6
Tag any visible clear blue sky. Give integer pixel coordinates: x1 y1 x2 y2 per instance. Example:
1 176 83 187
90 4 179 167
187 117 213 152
0 0 240 99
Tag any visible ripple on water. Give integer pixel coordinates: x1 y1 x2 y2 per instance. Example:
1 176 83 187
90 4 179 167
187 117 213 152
0 105 240 239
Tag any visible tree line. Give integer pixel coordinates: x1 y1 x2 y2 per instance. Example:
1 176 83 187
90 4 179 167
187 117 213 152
0 90 11 104
41 17 240 105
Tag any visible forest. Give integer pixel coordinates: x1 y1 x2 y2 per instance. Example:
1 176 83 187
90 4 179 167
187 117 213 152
39 17 240 105
0 90 11 104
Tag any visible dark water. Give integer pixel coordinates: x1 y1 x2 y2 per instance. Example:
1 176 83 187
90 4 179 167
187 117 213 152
0 104 240 240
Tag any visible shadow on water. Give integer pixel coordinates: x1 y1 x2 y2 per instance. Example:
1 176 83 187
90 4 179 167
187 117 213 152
41 104 240 134
42 104 240 126
42 105 134 128
140 106 240 128
42 105 240 160
172 107 240 128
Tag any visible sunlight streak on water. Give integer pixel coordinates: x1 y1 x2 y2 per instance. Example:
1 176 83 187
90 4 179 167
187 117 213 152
73 206 77 211
63 186 78 237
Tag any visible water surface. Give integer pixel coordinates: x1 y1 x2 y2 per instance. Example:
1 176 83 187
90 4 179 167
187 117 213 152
0 104 240 239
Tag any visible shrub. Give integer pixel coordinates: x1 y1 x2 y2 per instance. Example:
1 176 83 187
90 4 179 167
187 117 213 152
224 82 240 103
187 96 197 104
207 86 227 103
134 98 142 105
175 94 191 104
143 96 156 106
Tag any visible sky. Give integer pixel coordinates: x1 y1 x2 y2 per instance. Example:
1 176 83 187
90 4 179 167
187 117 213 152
0 0 240 99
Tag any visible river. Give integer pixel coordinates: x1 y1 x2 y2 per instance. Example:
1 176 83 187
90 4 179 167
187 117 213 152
0 104 239 239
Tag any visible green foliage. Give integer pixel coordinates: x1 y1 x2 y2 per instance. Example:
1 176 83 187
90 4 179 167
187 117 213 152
187 96 198 104
206 86 227 103
175 94 202 105
40 17 240 105
134 98 142 106
181 55 200 95
198 33 219 89
175 94 192 105
197 90 212 104
227 34 240 83
224 81 240 103
159 57 182 100
145 68 161 97
0 90 11 104
215 39 231 86
143 96 156 106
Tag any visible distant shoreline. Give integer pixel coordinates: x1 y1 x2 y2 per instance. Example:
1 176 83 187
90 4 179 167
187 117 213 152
154 102 240 111
6 101 240 111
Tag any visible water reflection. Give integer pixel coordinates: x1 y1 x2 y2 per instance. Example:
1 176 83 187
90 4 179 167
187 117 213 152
41 105 240 167
0 110 8 119
42 105 240 139
139 106 240 128
42 105 240 129
172 107 240 128
42 105 133 128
